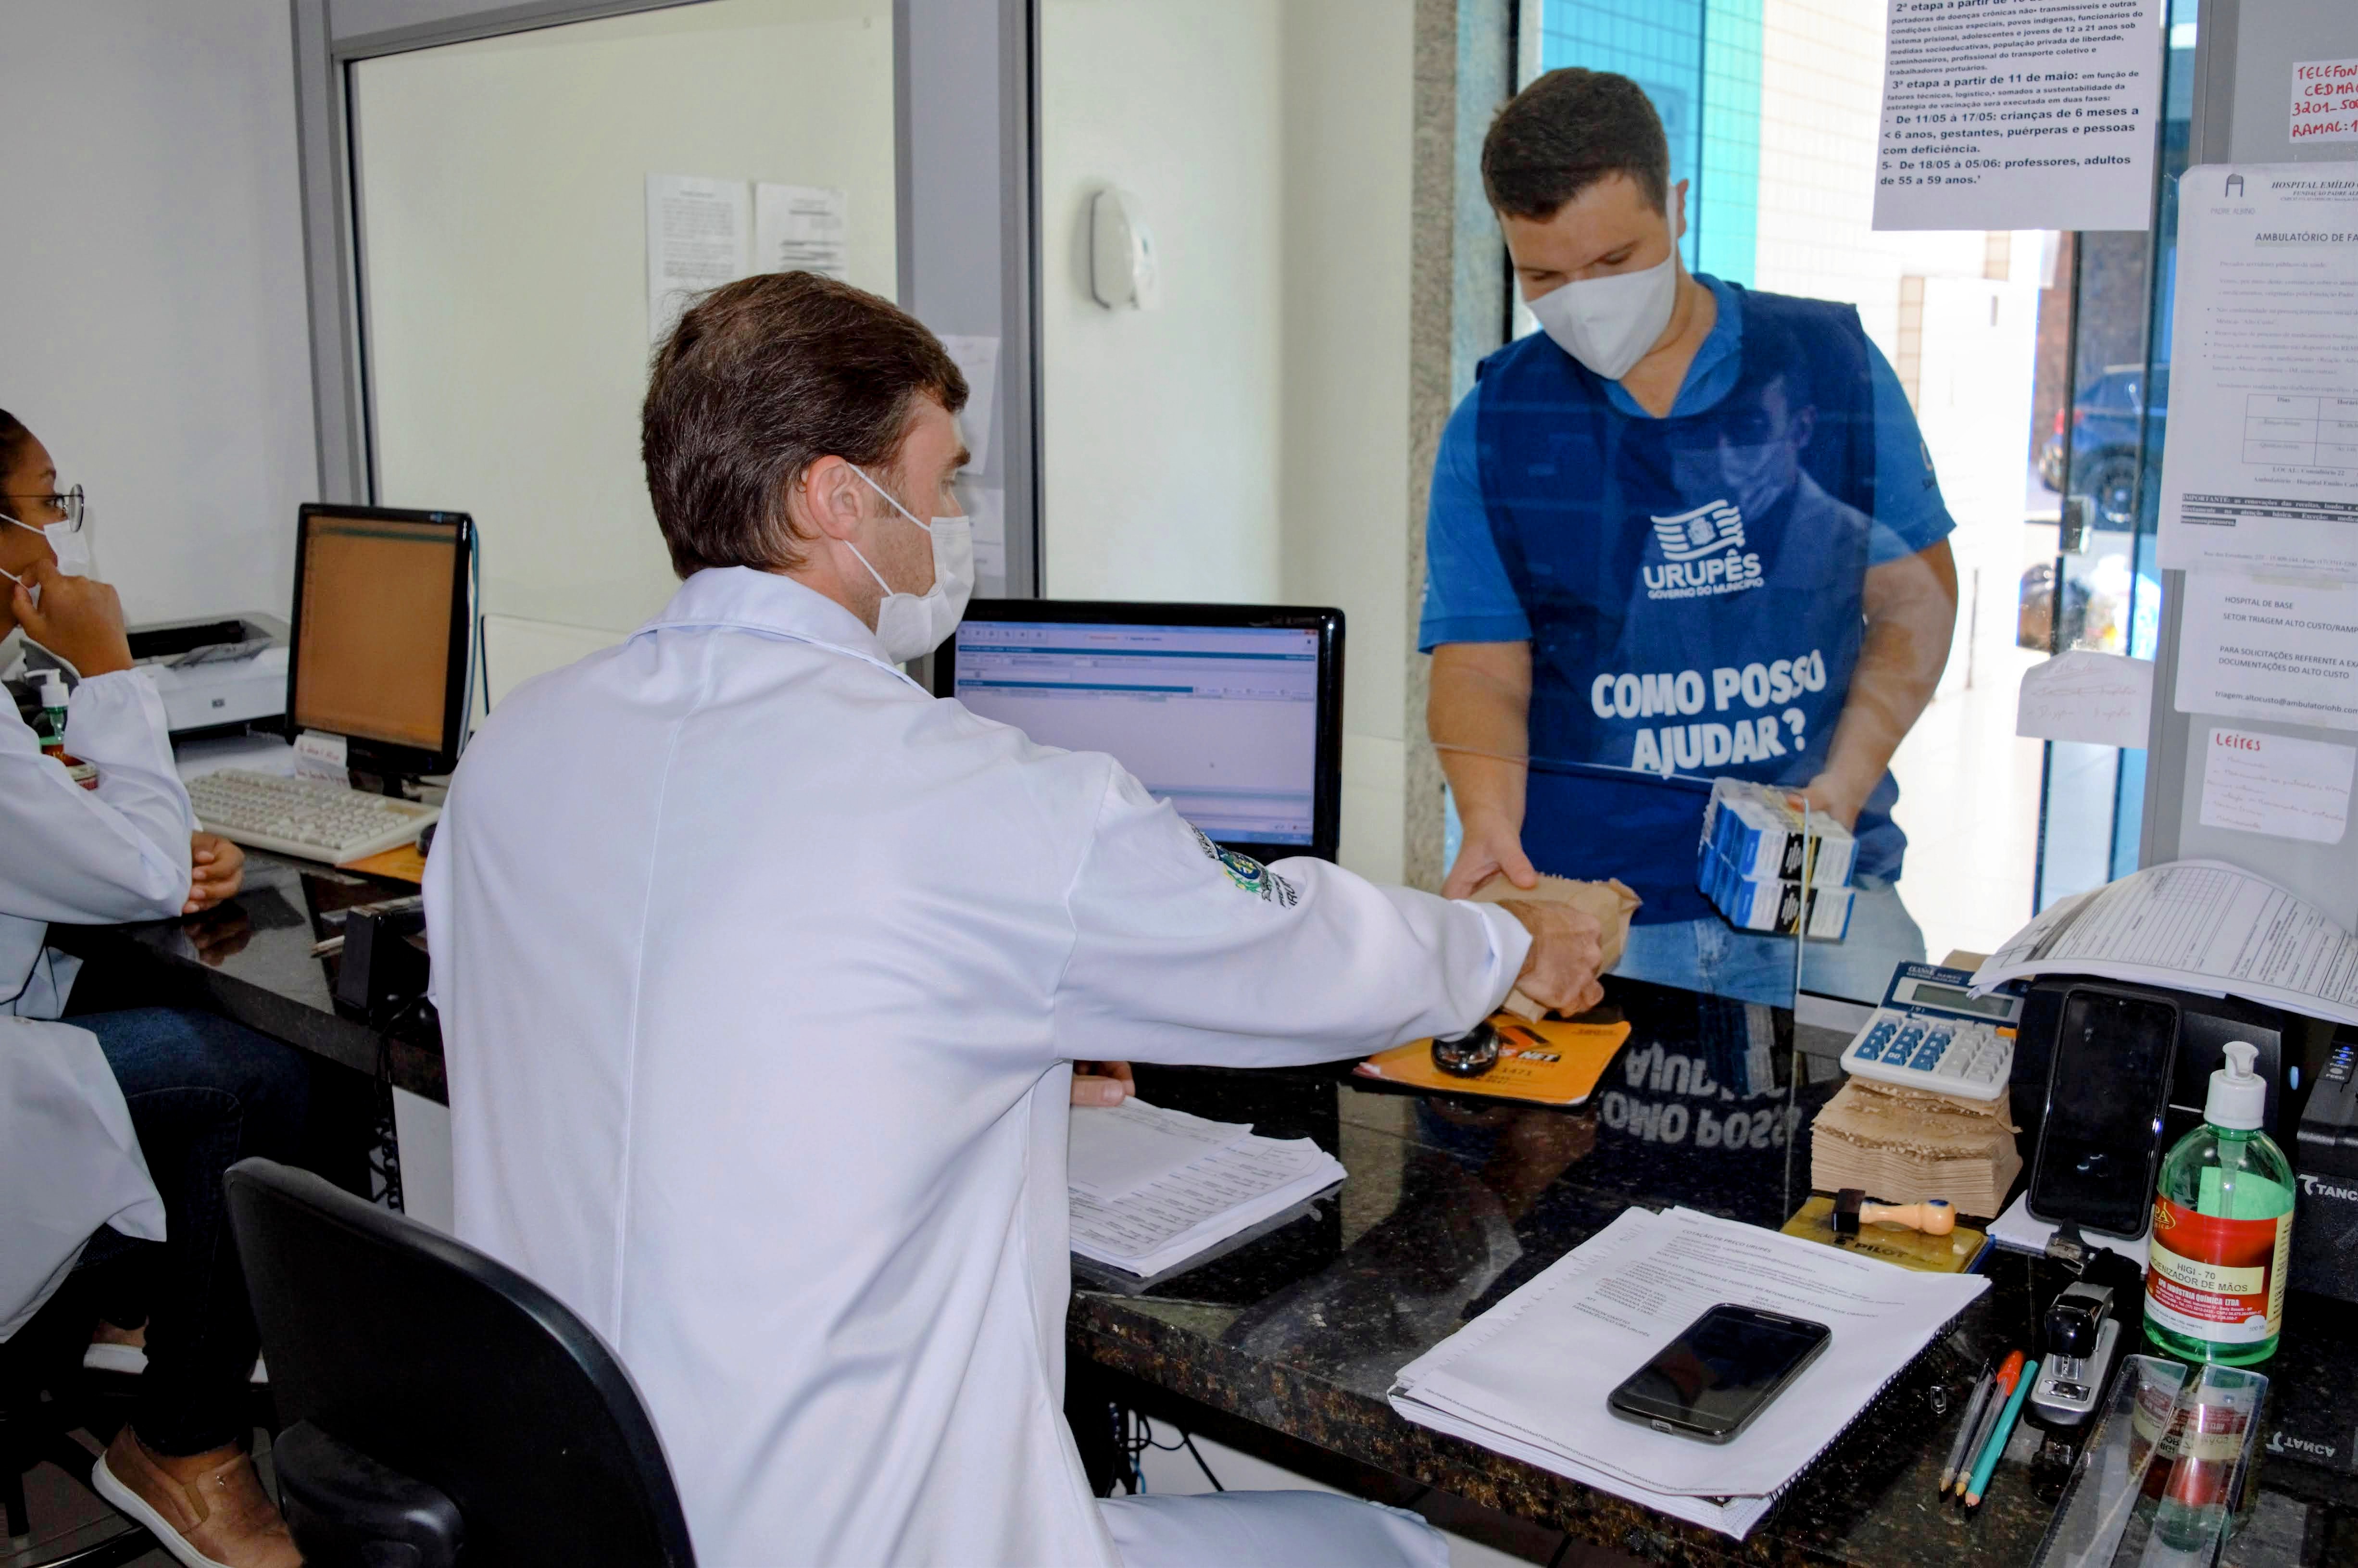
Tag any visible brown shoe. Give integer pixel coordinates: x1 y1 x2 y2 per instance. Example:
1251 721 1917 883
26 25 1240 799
92 1426 302 1568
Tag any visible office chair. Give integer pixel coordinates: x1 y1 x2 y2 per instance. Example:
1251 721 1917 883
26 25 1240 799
223 1158 696 1567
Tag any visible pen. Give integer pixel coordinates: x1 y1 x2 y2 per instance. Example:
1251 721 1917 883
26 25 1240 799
1952 1351 2023 1497
1937 1361 1995 1494
1964 1356 2038 1508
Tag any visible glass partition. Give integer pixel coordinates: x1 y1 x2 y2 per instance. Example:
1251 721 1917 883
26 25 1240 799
1450 0 2199 1012
1034 0 1420 880
351 0 896 698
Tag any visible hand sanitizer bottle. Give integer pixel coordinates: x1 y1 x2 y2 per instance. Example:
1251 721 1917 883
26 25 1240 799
2144 1041 2294 1366
34 671 68 757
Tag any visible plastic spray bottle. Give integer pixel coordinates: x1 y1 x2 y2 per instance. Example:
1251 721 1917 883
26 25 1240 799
2144 1041 2295 1366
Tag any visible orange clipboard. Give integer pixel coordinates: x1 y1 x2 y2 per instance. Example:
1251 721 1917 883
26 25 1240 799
1354 1015 1632 1107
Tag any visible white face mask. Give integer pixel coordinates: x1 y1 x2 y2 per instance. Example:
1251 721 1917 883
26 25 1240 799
1526 253 1680 381
844 466 974 662
0 510 92 579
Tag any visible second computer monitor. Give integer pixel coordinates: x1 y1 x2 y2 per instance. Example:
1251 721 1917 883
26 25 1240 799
287 503 473 778
936 601 1344 864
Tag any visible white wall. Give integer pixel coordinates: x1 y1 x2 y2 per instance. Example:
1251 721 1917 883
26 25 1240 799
1039 0 1417 878
352 0 896 637
0 0 315 626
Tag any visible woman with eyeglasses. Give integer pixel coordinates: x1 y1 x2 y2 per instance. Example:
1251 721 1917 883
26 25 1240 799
1 408 306 1567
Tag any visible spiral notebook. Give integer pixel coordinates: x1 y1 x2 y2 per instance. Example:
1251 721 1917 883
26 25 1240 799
1390 1206 1986 1537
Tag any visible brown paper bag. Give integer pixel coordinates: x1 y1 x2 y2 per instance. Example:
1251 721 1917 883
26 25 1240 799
1468 873 1641 1018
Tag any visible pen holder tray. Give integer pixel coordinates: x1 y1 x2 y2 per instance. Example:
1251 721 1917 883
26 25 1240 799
2031 1356 2267 1568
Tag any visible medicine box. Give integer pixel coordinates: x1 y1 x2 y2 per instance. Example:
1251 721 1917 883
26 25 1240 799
1699 840 1855 940
1699 778 1856 888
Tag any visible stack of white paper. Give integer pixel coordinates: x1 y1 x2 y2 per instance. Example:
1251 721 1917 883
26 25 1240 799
1068 1099 1344 1278
1970 859 2358 1026
1390 1207 1987 1538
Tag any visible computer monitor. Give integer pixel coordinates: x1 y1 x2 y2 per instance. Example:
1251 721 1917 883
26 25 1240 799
285 503 474 779
935 601 1344 864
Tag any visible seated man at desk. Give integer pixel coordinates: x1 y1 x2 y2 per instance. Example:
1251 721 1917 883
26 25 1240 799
1 409 308 1568
426 272 1606 1567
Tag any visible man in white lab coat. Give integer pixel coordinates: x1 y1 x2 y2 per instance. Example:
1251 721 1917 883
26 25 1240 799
426 273 1605 1568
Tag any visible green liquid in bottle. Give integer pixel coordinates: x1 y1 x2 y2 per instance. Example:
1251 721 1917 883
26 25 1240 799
2144 1124 2294 1367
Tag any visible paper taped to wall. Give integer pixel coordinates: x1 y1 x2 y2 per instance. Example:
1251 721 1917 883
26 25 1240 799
2200 727 2355 844
646 174 749 343
938 336 1001 472
2016 650 2153 749
2176 571 2358 731
2157 166 2358 577
1870 0 2164 232
753 182 848 279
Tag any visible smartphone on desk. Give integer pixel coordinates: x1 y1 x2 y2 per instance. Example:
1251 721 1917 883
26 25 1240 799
2028 987 2179 1240
1606 1304 1832 1444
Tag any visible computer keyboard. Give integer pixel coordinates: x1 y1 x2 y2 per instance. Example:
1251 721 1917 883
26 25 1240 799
186 769 439 865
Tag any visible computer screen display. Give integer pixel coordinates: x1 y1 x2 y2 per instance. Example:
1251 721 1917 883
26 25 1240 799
291 511 461 753
949 616 1327 849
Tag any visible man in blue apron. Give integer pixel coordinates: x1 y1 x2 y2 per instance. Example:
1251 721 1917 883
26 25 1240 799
1423 68 1959 1008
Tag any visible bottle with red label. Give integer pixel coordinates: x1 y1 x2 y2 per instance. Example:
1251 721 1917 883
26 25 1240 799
2145 1040 2294 1366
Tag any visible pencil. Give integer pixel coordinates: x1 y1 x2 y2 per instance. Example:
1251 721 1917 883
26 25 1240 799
1964 1356 2039 1507
1937 1364 1994 1493
1951 1351 2022 1497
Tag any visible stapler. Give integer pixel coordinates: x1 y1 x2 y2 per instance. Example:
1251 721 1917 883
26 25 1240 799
2027 1281 2120 1429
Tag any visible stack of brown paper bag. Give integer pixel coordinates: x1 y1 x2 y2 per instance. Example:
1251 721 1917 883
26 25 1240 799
1468 874 1641 1019
1808 1076 2021 1219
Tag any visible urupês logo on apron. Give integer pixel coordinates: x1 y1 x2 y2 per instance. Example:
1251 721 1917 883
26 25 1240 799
1643 501 1760 600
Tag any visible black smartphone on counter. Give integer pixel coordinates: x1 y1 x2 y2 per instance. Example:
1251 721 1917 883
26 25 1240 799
1606 1304 1833 1443
2028 988 2179 1239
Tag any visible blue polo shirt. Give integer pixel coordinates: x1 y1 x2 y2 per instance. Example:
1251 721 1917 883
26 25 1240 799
1419 275 1955 651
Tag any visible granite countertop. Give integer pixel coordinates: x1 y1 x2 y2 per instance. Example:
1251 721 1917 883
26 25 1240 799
49 848 445 1101
1068 977 2358 1567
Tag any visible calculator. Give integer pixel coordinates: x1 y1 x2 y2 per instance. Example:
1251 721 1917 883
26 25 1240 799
1837 962 2023 1103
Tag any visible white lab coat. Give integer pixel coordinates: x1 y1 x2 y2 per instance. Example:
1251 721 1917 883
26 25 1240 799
424 568 1528 1568
0 668 188 1335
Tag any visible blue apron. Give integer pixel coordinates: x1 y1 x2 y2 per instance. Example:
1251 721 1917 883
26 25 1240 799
1475 284 1904 925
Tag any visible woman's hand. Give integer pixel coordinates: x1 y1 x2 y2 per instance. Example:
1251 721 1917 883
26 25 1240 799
185 832 246 913
1072 1061 1135 1107
10 559 132 676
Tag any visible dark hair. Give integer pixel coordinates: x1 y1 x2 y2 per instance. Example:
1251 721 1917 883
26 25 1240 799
0 410 31 488
1481 68 1670 220
641 273 968 578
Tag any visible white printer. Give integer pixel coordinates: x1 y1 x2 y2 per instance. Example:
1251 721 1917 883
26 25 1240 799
125 613 290 736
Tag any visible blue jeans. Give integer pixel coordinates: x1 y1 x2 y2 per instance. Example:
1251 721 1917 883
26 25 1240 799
1613 876 1928 1008
75 1008 310 1455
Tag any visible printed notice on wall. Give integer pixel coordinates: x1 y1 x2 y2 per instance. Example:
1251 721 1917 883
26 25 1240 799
2294 60 2358 145
753 183 848 279
2176 572 2358 732
2156 164 2358 577
647 174 750 343
2200 727 2355 844
938 336 1001 473
1873 0 2165 232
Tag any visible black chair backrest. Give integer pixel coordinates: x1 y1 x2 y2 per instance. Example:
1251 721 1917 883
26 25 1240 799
224 1158 696 1567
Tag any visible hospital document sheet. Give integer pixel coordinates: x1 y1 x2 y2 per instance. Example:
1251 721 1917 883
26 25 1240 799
2158 164 2358 577
1972 859 2358 1024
